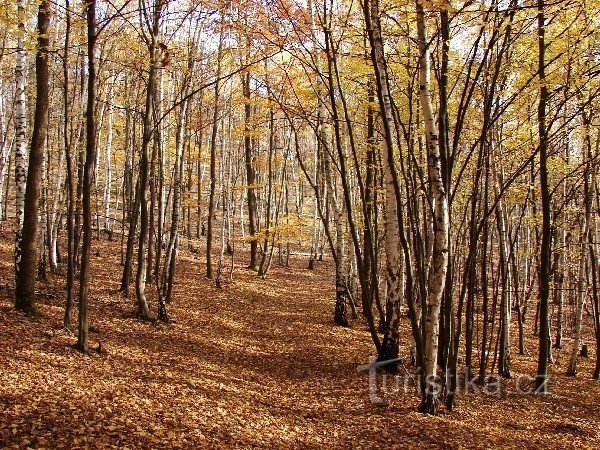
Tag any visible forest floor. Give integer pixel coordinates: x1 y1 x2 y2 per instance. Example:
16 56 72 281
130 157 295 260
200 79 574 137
0 228 599 449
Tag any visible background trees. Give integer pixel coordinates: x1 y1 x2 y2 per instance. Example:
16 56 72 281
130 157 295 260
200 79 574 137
1 0 598 415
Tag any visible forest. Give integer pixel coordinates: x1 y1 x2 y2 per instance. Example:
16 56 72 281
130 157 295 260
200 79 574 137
0 0 599 447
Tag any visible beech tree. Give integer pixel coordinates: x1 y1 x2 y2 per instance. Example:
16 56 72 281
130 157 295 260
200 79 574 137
14 0 50 315
535 0 551 394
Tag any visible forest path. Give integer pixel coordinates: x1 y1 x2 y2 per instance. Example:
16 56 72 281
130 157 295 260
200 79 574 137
0 231 599 448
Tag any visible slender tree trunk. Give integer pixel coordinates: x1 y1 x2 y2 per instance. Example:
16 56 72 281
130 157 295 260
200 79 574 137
206 27 224 279
496 191 511 378
121 176 140 295
590 240 599 379
379 119 403 361
0 72 8 217
553 228 565 349
158 91 188 320
567 106 593 376
135 0 163 320
362 0 417 360
243 36 259 271
103 96 113 231
75 0 98 353
258 110 275 278
153 71 165 280
536 0 551 394
159 48 195 314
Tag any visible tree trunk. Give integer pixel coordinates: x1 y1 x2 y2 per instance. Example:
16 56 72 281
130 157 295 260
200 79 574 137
14 0 27 280
14 0 50 315
566 105 593 376
590 239 599 379
206 27 224 279
75 0 98 353
243 37 259 271
535 0 551 394
103 96 113 231
135 0 163 321
495 165 511 378
416 2 450 415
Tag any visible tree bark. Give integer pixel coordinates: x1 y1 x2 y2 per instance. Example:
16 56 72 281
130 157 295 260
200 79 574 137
62 13 76 326
75 0 97 353
566 105 593 376
243 36 259 271
14 0 27 280
135 0 163 320
416 2 450 414
14 0 51 315
206 26 224 280
536 0 551 394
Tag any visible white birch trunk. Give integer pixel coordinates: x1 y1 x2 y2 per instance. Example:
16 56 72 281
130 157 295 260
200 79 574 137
49 137 64 271
103 101 113 230
0 74 10 216
417 2 450 414
373 21 404 355
364 0 405 358
14 0 28 272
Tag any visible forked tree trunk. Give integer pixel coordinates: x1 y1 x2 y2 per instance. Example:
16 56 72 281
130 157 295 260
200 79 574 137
362 0 414 361
159 46 195 317
158 94 187 320
416 2 450 415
